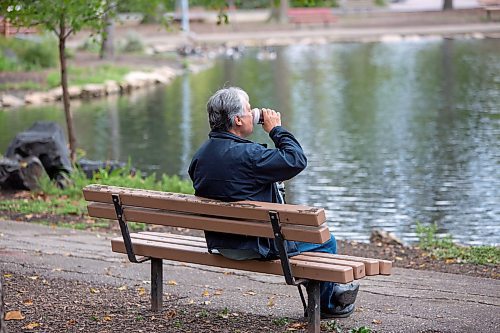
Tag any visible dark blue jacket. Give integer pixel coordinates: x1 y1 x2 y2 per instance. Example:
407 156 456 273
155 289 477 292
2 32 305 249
188 126 307 259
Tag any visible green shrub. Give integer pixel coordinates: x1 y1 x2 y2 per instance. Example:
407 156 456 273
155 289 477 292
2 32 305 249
3 163 194 219
18 36 58 69
120 32 144 53
79 36 101 53
0 35 58 71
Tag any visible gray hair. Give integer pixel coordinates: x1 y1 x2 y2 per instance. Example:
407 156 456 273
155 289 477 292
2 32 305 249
206 87 249 131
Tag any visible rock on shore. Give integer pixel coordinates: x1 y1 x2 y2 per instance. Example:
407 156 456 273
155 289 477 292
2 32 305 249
0 66 179 109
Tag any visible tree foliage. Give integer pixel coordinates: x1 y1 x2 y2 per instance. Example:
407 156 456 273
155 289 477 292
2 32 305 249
0 0 113 163
0 1 107 36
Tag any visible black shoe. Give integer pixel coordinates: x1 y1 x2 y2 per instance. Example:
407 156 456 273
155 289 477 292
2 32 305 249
332 283 359 306
321 303 355 319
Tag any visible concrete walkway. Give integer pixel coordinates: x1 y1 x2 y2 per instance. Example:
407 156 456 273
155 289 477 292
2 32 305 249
0 220 498 332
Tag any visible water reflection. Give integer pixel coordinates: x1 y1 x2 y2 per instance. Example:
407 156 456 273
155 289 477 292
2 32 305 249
1 38 499 245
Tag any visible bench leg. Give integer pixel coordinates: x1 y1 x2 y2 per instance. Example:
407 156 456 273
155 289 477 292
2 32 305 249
306 281 321 333
151 258 163 311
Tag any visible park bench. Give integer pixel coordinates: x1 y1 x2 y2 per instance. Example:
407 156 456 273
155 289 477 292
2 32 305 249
83 184 392 333
479 0 500 20
0 17 38 37
287 8 337 27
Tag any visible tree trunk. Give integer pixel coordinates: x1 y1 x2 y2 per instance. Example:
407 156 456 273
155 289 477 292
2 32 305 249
100 14 114 59
100 1 115 60
279 0 289 24
0 278 6 333
58 18 77 163
443 0 453 10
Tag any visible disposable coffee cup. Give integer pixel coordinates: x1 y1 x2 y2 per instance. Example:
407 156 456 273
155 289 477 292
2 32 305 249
252 108 264 124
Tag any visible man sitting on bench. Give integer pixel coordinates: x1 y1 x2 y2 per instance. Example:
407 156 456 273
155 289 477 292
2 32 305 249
188 87 359 318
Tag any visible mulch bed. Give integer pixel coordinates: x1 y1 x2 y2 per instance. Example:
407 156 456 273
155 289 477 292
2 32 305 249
2 272 311 333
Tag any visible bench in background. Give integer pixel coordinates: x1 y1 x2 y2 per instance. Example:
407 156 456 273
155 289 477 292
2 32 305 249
287 8 337 26
83 184 391 333
479 0 500 20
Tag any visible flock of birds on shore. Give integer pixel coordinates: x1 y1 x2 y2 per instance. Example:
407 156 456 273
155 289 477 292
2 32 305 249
177 44 277 60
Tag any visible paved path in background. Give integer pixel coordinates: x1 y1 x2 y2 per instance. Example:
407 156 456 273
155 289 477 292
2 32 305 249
388 0 480 12
1 220 499 332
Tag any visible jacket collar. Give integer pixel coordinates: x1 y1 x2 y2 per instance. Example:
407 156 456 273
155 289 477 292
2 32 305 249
209 130 253 144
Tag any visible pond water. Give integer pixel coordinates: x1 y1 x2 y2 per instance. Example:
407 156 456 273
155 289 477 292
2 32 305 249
1 38 499 245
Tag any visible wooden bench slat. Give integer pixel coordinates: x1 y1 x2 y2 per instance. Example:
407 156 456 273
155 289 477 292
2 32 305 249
132 233 379 279
111 237 354 283
140 231 204 242
87 202 331 244
304 253 392 275
83 184 326 226
293 254 365 279
130 233 359 276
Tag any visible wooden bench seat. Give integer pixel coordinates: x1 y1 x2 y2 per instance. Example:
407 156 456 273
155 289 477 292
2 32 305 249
484 6 500 20
287 8 336 26
479 0 500 20
83 184 392 333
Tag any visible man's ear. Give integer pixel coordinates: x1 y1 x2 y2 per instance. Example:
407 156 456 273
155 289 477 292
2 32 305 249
234 115 242 126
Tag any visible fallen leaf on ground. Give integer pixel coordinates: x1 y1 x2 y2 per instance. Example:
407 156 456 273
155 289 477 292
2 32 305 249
103 316 112 321
3 274 12 278
214 290 223 296
118 285 127 291
90 288 100 294
22 322 40 329
267 296 276 307
243 291 257 296
164 310 177 319
202 290 210 297
67 319 77 325
22 299 34 306
289 322 307 329
5 310 25 320
137 287 146 296
167 280 178 286
445 258 456 264
373 319 382 324
28 276 39 280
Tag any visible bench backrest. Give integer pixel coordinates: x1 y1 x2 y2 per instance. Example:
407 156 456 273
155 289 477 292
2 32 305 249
83 184 330 244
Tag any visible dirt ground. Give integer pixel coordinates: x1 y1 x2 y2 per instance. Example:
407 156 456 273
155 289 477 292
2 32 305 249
2 273 311 333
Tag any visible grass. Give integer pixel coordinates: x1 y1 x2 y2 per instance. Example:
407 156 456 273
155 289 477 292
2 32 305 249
0 164 194 231
416 222 500 265
0 81 42 91
45 64 132 89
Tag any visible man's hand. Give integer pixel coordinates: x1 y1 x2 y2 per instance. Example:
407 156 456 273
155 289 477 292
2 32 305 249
262 108 281 133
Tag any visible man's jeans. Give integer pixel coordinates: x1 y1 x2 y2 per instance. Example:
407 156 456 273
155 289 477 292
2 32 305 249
293 233 341 313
